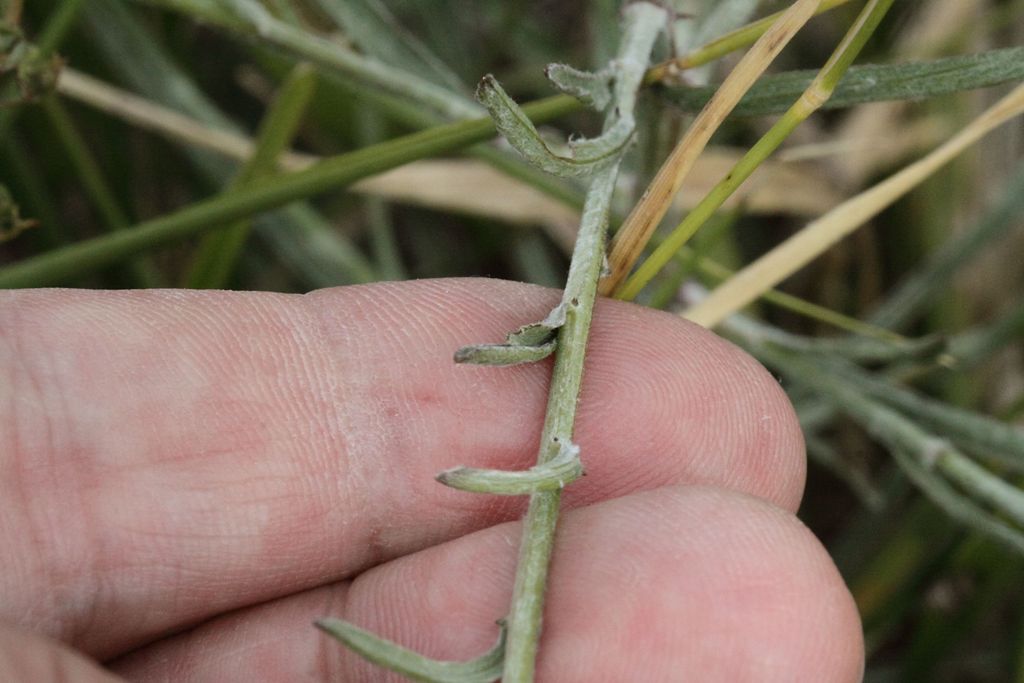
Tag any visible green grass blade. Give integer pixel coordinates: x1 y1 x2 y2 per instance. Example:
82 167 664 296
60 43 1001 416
663 47 1024 116
0 95 576 288
312 0 465 93
41 97 161 287
616 0 895 300
870 158 1024 330
184 63 318 289
83 0 375 289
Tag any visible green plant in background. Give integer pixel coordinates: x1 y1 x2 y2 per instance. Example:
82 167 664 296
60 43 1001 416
3 0 1024 680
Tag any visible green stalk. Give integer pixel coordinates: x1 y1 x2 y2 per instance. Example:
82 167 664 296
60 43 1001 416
314 6 666 680
0 95 575 288
500 8 665 678
356 104 406 281
616 0 896 301
184 63 317 289
41 96 161 287
500 168 617 680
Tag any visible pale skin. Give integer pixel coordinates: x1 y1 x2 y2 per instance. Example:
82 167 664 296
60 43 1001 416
0 278 863 681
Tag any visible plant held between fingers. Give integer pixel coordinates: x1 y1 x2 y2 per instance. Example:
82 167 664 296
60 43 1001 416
315 3 667 681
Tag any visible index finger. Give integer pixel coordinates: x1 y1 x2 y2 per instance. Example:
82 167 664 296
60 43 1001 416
0 278 804 658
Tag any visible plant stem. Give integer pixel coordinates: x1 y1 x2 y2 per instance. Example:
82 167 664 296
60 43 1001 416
499 6 665 678
500 165 617 681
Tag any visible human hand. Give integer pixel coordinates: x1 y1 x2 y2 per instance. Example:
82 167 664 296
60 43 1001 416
0 279 862 681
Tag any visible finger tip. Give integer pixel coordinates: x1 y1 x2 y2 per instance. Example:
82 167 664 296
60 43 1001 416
574 296 806 510
543 486 863 682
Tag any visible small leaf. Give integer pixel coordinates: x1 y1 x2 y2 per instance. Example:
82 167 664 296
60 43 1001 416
454 339 556 366
437 439 583 495
663 47 1024 117
545 63 612 110
455 303 566 366
316 619 506 683
476 74 632 178
507 302 566 345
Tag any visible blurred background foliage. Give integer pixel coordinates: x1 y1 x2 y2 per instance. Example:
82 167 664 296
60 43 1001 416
2 1 1024 680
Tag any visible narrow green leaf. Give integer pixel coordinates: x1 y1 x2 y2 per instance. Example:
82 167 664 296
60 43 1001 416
316 619 505 683
312 0 465 93
84 0 375 289
184 63 318 289
544 63 612 110
871 158 1024 330
437 439 583 495
476 74 630 178
0 94 577 288
663 47 1024 116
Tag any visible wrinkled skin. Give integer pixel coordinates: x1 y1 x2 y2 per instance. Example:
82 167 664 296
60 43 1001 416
0 279 863 682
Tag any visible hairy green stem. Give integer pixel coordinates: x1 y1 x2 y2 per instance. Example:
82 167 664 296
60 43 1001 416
500 6 665 678
500 167 618 681
315 8 664 679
